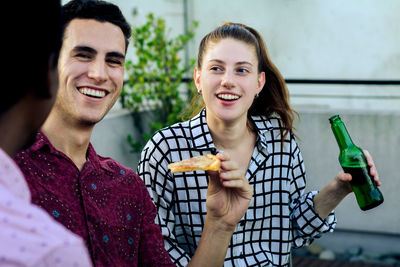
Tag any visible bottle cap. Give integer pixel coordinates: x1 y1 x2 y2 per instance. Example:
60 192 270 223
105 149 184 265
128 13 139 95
329 114 341 123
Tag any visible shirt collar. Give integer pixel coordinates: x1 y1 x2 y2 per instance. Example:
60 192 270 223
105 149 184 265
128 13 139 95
188 108 218 154
250 115 275 151
30 131 55 153
86 143 114 173
31 131 114 174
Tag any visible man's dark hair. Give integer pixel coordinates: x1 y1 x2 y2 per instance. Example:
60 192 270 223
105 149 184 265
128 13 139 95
62 0 131 51
1 1 62 114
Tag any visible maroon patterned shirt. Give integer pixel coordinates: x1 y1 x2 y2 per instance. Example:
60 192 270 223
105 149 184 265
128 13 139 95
14 132 175 267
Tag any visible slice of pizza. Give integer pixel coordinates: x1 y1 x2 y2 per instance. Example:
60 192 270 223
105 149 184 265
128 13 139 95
168 154 221 173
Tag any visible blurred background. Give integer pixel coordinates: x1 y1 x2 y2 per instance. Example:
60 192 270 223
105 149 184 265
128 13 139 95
86 0 400 265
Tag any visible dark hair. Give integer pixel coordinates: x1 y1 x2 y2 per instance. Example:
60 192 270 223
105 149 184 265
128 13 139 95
188 22 297 138
62 0 131 52
1 1 62 114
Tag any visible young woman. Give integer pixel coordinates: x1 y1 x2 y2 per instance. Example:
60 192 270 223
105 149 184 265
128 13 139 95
138 22 380 267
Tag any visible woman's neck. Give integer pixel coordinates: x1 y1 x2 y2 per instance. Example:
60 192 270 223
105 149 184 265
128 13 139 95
206 113 254 151
207 114 257 171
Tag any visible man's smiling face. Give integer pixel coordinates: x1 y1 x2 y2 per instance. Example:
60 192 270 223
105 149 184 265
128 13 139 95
55 18 126 126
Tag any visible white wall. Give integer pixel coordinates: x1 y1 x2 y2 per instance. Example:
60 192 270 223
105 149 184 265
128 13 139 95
95 0 400 111
186 0 400 79
295 109 400 235
187 0 400 110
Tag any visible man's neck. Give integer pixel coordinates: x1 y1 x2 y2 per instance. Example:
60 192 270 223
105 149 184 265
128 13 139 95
41 113 94 171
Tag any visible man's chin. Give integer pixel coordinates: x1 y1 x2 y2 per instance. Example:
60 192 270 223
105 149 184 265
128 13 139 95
78 116 103 128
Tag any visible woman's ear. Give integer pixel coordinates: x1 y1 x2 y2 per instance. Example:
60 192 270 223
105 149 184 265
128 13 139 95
257 71 266 94
194 68 202 93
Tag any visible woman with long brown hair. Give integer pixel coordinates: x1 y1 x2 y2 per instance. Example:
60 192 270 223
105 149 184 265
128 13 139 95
138 22 380 266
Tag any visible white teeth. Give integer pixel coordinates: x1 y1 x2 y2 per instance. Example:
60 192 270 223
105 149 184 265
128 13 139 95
78 87 106 98
217 94 240 100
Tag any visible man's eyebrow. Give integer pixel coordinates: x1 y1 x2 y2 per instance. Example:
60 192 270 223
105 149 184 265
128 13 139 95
106 51 125 60
72 46 97 54
72 46 125 60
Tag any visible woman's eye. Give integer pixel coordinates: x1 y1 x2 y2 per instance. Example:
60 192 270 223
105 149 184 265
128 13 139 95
210 66 222 71
237 68 249 73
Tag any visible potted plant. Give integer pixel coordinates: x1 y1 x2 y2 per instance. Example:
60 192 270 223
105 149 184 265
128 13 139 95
121 13 198 152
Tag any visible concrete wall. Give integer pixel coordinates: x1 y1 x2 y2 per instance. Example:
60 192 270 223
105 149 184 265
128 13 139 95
187 0 400 79
91 110 140 170
295 109 400 235
294 108 400 255
99 0 400 111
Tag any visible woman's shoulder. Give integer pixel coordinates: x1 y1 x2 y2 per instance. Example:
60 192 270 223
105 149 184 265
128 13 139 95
152 120 191 142
252 113 285 131
142 119 192 156
148 110 204 145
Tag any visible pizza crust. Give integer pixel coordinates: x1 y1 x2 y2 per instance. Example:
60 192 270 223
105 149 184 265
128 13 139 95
168 154 221 173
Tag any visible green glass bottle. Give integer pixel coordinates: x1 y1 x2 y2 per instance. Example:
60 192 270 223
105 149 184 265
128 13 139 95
329 115 384 211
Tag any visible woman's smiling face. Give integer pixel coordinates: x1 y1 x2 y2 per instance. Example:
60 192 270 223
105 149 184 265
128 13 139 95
194 38 265 125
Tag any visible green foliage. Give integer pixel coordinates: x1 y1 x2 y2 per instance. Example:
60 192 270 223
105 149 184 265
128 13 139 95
121 13 198 153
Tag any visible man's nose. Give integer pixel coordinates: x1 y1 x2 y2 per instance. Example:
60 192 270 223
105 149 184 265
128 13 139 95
88 59 107 82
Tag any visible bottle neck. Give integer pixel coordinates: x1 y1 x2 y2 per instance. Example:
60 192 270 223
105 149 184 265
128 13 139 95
330 117 354 150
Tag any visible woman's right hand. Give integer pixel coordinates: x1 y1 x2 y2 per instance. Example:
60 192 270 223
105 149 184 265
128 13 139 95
205 152 253 231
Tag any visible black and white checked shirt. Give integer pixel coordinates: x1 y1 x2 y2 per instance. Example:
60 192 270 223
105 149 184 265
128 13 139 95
138 108 336 267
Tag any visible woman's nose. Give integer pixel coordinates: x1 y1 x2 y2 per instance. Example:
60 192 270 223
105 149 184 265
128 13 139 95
221 71 235 89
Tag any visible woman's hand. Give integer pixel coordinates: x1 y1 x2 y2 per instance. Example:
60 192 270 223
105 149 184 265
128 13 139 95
188 152 253 267
335 149 382 193
314 149 382 219
205 152 253 231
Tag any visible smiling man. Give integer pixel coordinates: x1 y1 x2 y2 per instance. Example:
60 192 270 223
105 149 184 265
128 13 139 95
13 0 175 266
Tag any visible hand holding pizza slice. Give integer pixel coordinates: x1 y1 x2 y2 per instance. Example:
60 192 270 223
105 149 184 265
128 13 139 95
168 154 221 173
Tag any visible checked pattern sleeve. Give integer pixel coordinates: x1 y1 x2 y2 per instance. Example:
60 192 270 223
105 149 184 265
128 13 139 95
138 131 192 266
288 134 336 248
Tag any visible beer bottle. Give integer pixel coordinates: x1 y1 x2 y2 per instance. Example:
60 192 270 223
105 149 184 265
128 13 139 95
329 115 384 211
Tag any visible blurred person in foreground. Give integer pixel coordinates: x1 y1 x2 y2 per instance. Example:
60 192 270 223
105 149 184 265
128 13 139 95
0 0 92 266
138 22 382 267
13 1 254 266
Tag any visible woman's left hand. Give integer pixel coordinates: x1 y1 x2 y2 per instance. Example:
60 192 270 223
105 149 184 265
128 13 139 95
335 149 382 193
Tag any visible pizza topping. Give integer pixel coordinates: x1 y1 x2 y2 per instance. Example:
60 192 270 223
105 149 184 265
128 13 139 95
168 154 221 173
